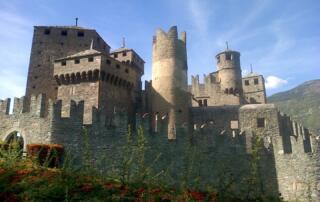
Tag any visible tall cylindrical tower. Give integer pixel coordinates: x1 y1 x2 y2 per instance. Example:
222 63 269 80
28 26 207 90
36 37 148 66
216 50 243 104
151 26 190 139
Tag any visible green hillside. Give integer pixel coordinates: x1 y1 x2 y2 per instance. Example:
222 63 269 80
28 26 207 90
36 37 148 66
268 79 320 135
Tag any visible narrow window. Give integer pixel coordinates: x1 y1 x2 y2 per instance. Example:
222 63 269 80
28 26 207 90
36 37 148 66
88 57 94 62
44 29 50 35
245 80 249 85
226 53 231 60
114 53 118 58
61 61 66 66
123 51 127 56
204 99 208 107
77 31 84 37
61 30 68 36
125 68 129 73
75 59 80 64
116 64 120 69
217 55 220 63
257 118 265 128
198 100 203 107
106 59 111 65
254 78 259 85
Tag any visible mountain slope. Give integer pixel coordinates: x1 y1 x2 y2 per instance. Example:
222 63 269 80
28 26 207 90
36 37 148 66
268 79 320 134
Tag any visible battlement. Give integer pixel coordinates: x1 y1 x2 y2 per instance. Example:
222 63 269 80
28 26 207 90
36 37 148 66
0 94 47 117
154 26 177 41
153 26 187 63
0 98 10 115
277 111 313 154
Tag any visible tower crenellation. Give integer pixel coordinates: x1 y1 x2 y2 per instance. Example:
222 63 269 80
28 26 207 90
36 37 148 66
0 98 10 115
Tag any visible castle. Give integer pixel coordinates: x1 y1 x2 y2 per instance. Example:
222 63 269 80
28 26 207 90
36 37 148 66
0 25 319 201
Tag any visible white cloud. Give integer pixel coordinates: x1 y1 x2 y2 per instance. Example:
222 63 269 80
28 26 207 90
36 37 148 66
265 75 288 89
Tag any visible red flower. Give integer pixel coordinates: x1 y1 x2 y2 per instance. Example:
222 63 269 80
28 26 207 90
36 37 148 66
104 183 114 190
188 190 206 201
135 188 145 198
0 168 6 175
150 188 162 195
81 183 93 193
16 169 30 176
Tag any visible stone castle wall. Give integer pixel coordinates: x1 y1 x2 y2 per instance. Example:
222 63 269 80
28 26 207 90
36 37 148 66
191 74 243 107
0 94 319 201
239 104 320 201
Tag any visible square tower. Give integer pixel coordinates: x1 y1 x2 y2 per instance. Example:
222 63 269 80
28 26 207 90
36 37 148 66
25 26 110 102
54 48 142 125
242 73 266 104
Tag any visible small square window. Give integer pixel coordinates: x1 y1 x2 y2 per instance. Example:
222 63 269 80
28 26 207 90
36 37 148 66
245 80 249 85
88 57 94 62
61 61 66 66
75 59 80 64
61 30 68 36
32 85 36 89
257 118 265 128
203 99 208 107
254 78 259 85
116 64 120 69
114 53 118 58
77 31 84 37
226 53 231 60
106 59 111 65
44 29 50 35
123 51 127 56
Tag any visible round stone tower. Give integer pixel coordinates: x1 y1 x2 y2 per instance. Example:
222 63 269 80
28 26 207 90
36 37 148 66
151 26 190 139
216 49 243 105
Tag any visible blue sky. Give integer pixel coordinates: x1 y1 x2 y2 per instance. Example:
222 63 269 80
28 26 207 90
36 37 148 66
0 0 319 99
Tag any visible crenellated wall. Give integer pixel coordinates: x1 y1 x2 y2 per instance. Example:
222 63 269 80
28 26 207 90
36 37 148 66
0 94 129 156
0 94 53 151
190 73 243 107
239 104 320 201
